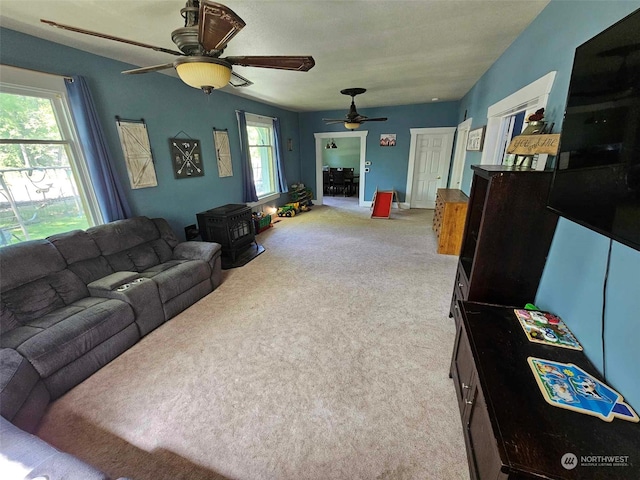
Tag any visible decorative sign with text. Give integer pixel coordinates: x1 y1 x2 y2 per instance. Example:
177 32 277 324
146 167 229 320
507 134 560 156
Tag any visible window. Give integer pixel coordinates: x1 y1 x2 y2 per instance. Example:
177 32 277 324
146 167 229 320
0 66 101 245
245 113 277 199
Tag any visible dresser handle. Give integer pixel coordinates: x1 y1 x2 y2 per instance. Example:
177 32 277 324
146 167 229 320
462 383 470 390
458 282 464 288
454 304 459 310
465 399 473 405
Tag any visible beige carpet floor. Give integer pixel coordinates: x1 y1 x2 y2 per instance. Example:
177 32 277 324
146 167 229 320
36 196 469 480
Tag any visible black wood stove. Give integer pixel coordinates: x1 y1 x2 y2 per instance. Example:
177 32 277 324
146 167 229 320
197 204 262 269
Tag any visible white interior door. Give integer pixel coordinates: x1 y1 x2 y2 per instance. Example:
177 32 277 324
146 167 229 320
407 128 455 209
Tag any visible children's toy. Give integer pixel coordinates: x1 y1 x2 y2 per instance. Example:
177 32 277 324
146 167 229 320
514 309 582 350
371 188 399 218
528 357 638 423
277 205 296 217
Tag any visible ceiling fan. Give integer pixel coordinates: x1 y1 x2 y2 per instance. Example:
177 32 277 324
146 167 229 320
41 0 315 94
323 88 387 130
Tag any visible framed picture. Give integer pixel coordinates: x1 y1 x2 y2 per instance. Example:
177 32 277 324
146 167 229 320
380 134 396 147
467 126 486 151
169 138 204 178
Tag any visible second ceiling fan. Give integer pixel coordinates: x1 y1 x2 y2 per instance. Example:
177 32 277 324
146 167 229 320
323 88 387 130
42 0 315 94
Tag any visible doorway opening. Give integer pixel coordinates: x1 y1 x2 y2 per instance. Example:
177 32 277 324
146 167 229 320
314 131 368 206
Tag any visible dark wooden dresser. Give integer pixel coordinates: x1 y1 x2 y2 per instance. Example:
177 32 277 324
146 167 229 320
451 301 640 480
433 188 468 255
451 166 558 317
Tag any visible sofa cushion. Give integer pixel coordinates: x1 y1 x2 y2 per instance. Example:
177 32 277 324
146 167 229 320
152 217 180 248
0 300 19 335
87 216 160 255
0 239 66 291
1 270 89 325
48 229 101 264
47 229 116 285
13 298 135 378
104 239 173 272
0 326 42 350
67 255 115 285
141 260 211 303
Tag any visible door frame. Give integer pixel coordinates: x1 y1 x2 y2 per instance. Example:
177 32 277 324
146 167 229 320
449 118 472 189
406 127 456 208
314 130 368 206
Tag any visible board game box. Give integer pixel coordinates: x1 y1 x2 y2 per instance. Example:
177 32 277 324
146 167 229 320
514 309 582 350
528 357 638 423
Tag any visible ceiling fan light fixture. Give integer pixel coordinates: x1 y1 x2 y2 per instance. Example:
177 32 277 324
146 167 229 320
174 56 232 94
344 122 361 130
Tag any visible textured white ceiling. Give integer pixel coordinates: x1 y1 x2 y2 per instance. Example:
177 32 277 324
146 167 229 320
0 0 550 112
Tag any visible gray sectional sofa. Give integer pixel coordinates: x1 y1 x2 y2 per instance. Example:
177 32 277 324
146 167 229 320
0 216 222 479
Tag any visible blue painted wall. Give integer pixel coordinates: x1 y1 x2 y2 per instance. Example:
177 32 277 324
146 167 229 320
0 28 302 236
457 0 640 409
299 102 459 202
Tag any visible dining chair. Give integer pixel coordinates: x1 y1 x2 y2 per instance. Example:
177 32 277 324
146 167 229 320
323 170 332 194
331 169 346 196
343 168 355 196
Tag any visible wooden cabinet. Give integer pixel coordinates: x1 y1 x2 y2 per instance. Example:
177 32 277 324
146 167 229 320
433 188 468 255
450 166 558 319
451 301 640 480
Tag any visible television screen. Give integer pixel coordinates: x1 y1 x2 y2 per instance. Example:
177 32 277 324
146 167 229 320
548 9 640 251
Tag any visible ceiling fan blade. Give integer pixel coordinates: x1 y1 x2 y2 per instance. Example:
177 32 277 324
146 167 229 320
361 117 388 122
322 119 346 124
225 56 315 71
121 63 175 75
229 71 253 88
41 19 184 56
198 1 246 52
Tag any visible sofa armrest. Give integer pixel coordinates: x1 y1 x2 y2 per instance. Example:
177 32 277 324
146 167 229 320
172 241 221 263
88 275 165 337
0 348 50 433
87 271 140 293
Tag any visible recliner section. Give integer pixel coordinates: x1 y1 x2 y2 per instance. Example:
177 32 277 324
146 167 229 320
0 216 222 434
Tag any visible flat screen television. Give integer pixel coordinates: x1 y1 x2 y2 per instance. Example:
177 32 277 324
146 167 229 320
548 8 640 251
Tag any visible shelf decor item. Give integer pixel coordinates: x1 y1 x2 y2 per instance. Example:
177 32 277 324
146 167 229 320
466 126 486 151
